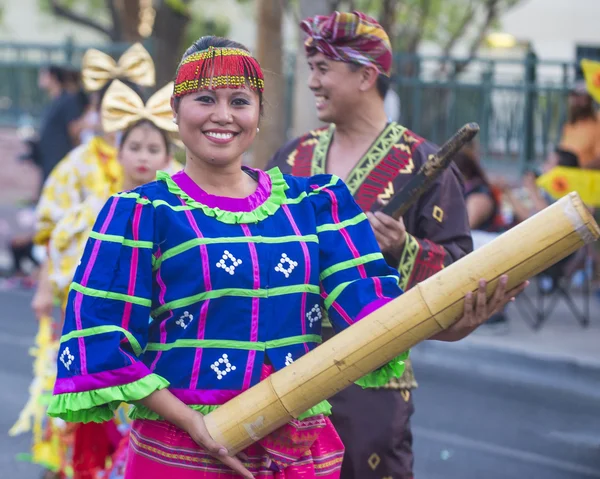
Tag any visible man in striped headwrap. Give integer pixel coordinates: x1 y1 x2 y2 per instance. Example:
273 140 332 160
268 11 473 479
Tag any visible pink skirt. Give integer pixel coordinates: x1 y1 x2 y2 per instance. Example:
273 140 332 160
125 416 344 478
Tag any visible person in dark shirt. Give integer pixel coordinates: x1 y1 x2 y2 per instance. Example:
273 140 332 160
453 149 500 232
34 65 84 182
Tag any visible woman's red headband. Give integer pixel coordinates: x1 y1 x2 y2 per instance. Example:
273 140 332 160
173 46 265 98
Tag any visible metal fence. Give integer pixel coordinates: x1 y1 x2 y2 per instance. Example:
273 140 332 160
390 53 577 172
0 39 133 127
0 40 579 171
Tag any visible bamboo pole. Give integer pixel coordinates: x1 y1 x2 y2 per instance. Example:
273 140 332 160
204 192 600 454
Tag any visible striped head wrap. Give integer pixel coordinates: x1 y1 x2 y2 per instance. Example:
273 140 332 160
301 11 393 77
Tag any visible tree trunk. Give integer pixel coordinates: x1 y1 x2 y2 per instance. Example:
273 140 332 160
152 0 192 87
379 0 399 44
253 0 284 169
118 0 143 42
291 0 329 138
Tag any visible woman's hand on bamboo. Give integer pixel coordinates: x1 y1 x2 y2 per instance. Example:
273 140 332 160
433 274 528 342
139 389 254 478
188 412 255 478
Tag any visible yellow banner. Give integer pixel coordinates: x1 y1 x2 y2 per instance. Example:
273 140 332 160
536 166 600 206
581 59 600 103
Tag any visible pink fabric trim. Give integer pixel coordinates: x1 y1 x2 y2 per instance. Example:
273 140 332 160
75 196 120 375
81 196 120 286
73 293 87 375
282 204 311 353
53 361 151 394
126 416 344 478
330 300 353 326
356 298 393 321
170 364 276 406
318 186 367 279
180 199 212 390
260 363 274 380
372 276 384 299
121 202 143 331
241 224 260 389
190 300 210 390
171 168 271 212
150 268 171 372
169 388 243 405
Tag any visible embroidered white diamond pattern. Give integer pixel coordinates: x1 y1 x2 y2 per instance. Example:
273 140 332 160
211 354 237 380
306 305 322 328
285 353 294 366
274 253 298 278
175 311 193 329
216 250 242 276
60 347 75 370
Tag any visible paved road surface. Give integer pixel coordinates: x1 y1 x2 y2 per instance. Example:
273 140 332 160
1 290 599 479
411 345 600 479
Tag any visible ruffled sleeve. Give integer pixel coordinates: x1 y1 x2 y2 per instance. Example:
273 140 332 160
48 188 169 423
310 175 409 386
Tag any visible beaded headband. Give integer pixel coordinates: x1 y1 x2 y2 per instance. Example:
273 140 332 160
173 46 265 98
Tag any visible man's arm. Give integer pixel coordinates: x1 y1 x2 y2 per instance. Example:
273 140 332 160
396 144 473 291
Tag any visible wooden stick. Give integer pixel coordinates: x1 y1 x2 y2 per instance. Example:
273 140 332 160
381 122 480 220
203 192 600 455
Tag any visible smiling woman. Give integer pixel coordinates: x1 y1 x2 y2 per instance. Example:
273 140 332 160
46 34 519 479
172 37 265 198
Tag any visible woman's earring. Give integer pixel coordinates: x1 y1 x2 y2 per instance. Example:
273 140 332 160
256 128 260 133
172 118 178 124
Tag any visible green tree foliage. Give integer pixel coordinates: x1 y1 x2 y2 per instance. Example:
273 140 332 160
327 0 524 58
37 0 234 84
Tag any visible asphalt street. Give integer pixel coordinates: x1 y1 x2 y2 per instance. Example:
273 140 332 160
411 344 600 479
1 289 599 479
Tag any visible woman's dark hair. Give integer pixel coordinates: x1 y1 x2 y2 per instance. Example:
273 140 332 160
41 65 67 86
567 92 595 124
120 119 171 153
555 147 580 167
173 36 264 113
453 148 490 186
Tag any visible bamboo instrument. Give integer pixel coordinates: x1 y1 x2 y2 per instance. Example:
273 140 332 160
203 192 600 455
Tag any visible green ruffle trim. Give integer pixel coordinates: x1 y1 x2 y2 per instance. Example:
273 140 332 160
355 351 410 389
156 167 289 224
297 399 332 420
129 399 332 421
47 373 169 423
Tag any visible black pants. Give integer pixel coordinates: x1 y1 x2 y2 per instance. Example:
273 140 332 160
10 239 39 274
329 385 415 479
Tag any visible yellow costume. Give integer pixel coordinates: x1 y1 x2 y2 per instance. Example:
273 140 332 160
11 42 163 477
38 137 122 300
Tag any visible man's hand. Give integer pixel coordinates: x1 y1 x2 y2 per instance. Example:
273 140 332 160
433 275 528 342
366 211 407 260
